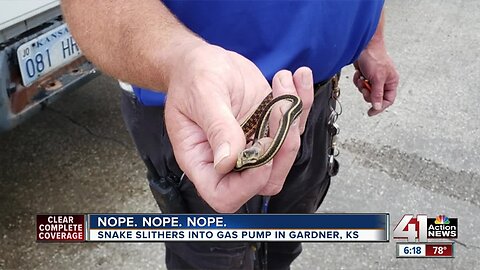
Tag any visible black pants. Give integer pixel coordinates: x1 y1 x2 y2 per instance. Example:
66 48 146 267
120 78 335 270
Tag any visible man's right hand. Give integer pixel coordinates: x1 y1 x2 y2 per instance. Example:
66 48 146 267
165 42 314 213
62 0 314 212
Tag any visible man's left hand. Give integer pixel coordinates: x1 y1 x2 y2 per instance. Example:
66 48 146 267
353 41 399 116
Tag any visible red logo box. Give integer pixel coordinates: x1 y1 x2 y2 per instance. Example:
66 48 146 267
37 214 85 242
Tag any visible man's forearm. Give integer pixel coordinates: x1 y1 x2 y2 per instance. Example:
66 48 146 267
61 0 203 91
369 9 385 47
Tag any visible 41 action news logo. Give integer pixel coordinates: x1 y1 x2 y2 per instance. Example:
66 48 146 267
393 214 458 242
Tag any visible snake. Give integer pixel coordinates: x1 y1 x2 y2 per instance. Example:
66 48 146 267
234 93 303 171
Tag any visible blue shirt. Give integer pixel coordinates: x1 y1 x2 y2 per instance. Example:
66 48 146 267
133 0 384 106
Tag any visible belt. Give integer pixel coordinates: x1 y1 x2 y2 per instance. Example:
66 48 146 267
315 73 339 92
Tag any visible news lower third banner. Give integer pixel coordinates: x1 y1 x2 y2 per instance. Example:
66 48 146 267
37 214 389 242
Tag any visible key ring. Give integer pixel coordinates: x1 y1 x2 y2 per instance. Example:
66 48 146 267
327 146 340 157
327 110 338 125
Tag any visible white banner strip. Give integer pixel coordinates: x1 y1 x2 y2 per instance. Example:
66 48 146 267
88 229 386 242
397 243 426 257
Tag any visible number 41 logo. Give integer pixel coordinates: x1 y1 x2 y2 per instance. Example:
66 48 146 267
393 214 428 242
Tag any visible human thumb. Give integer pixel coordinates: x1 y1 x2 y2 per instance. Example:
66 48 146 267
196 100 246 174
370 77 385 111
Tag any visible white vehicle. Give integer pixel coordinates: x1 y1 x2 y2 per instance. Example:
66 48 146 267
0 0 98 132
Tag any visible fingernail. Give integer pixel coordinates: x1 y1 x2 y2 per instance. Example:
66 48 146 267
214 142 230 168
279 72 292 88
302 70 312 88
373 102 382 111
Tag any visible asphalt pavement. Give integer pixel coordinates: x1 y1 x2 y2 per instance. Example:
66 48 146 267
1 0 479 269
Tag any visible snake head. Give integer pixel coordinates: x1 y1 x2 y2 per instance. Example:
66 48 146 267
235 142 262 169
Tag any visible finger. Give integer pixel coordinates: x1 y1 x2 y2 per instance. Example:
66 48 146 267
293 67 314 135
361 88 372 103
353 69 363 90
354 68 372 102
383 89 397 109
368 71 399 116
367 107 383 116
368 88 395 117
383 71 399 106
166 110 273 213
369 75 387 111
382 88 396 109
258 119 300 195
194 159 273 213
268 70 297 139
367 90 393 117
260 70 301 195
191 89 247 174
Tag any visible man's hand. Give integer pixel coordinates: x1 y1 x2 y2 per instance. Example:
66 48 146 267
353 43 399 116
62 0 314 213
353 10 399 116
165 43 314 213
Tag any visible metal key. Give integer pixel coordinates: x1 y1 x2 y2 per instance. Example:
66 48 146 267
327 155 340 176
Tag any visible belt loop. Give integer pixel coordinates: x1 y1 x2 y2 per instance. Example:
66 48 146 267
332 74 339 90
314 74 337 96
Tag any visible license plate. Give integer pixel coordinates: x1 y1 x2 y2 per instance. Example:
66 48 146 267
17 24 82 86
